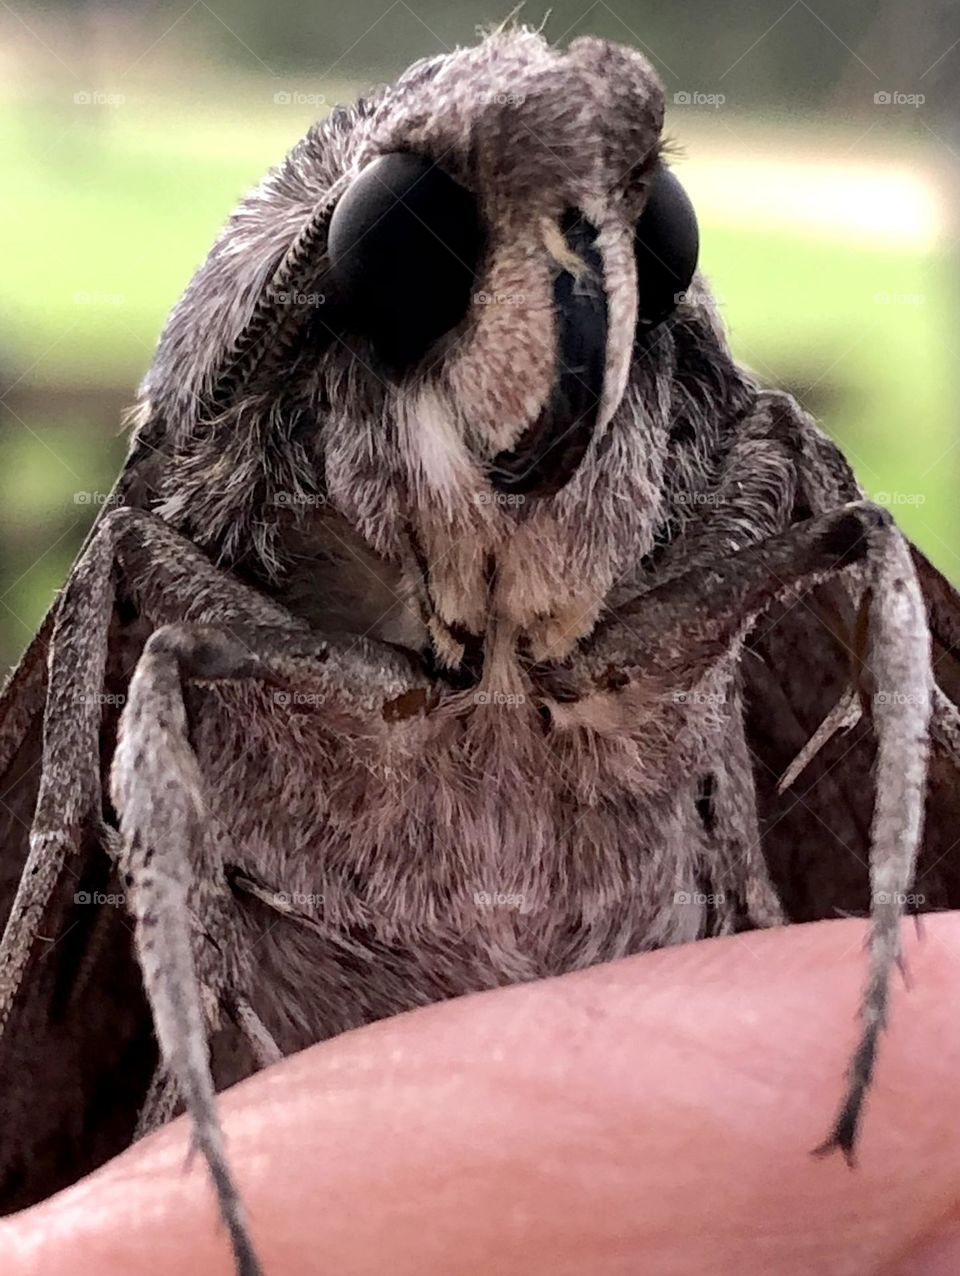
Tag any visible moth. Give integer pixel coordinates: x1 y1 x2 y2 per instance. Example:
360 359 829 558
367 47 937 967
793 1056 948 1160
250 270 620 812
2 25 959 1276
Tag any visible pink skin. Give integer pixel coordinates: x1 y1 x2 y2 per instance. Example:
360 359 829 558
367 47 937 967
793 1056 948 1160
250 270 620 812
3 915 960 1275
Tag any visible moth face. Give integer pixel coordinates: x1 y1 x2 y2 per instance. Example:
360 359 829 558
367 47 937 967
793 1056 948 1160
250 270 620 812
143 31 705 668
314 33 702 665
325 33 686 484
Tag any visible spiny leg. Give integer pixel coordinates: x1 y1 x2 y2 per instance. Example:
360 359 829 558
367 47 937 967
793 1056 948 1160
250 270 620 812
584 501 931 1159
0 505 426 1274
814 524 930 1159
112 620 426 1276
582 503 883 687
777 685 861 794
0 506 299 1030
0 505 420 1025
134 1065 181 1141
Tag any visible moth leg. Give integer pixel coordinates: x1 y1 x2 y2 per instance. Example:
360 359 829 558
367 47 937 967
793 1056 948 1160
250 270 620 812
583 501 931 1160
931 684 960 765
776 685 862 794
134 996 279 1143
134 1065 180 1141
0 505 420 1028
0 507 423 1274
111 619 424 1276
814 521 929 1161
230 997 284 1069
112 626 284 1276
135 1010 280 1148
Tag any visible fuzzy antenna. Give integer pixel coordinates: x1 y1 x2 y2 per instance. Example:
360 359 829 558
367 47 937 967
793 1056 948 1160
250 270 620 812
208 176 348 412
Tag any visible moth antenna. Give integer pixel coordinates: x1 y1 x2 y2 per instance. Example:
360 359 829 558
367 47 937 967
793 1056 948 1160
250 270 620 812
207 175 348 413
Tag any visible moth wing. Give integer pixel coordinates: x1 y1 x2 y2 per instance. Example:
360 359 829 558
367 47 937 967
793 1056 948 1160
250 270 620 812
0 447 158 1212
745 495 960 921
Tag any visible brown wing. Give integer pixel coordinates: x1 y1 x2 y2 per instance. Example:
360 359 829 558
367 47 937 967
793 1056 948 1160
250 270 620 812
0 447 160 1213
745 537 960 923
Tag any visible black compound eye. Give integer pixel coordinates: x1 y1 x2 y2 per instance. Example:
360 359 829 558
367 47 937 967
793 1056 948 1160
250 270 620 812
326 152 482 369
634 165 700 331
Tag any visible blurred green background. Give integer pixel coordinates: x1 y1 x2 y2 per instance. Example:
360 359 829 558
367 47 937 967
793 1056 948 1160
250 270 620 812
1 0 958 670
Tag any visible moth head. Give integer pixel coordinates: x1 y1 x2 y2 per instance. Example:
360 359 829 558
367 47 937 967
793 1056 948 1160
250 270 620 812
150 28 731 668
320 31 698 495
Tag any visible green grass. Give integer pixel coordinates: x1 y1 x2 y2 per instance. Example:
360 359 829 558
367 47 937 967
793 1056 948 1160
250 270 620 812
0 90 330 383
704 223 956 565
